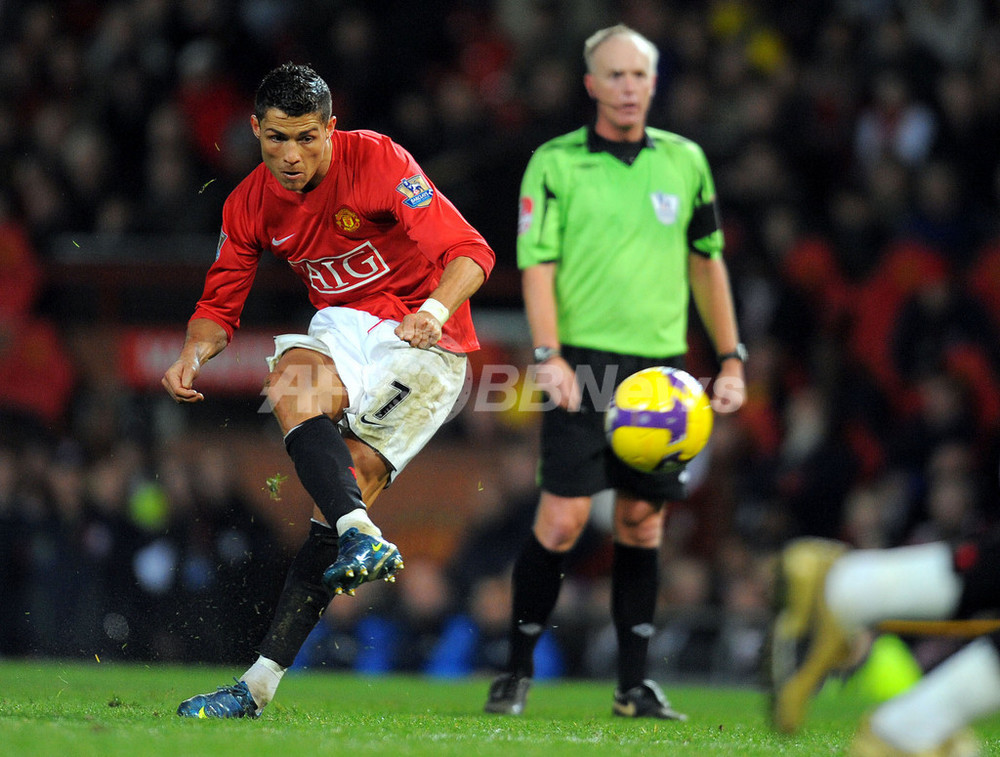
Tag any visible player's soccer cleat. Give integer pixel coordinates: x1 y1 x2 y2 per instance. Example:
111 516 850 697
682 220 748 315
612 679 688 720
176 679 259 719
768 537 852 734
484 673 532 715
849 717 980 757
322 527 403 596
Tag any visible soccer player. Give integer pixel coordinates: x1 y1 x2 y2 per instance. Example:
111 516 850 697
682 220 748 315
771 536 1000 755
162 62 494 717
483 25 745 719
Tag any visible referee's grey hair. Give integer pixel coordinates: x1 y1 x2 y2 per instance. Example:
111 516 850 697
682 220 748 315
583 24 659 74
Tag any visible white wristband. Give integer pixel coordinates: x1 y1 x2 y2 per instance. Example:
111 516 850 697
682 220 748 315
418 297 450 325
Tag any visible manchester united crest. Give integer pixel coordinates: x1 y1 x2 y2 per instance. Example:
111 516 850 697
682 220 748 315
335 207 361 232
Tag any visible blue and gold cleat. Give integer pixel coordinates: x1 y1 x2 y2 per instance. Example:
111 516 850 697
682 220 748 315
176 679 259 719
322 527 403 596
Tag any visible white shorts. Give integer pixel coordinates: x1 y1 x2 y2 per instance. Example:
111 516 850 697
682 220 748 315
267 307 468 481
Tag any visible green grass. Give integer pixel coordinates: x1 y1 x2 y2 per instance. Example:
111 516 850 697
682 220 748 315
1 660 998 756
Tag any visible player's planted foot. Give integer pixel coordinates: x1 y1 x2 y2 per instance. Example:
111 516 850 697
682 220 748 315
484 673 532 715
177 679 259 719
612 680 687 720
849 716 980 757
322 527 403 596
769 537 853 734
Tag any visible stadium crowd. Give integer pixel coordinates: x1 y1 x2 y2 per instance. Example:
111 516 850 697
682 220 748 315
2 0 1000 681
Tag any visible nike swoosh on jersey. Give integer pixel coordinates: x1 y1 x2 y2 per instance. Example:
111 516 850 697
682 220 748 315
271 233 296 246
358 413 388 427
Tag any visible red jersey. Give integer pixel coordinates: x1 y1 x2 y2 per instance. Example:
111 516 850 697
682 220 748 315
191 129 495 353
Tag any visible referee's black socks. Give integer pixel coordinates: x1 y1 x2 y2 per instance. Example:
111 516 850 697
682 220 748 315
612 542 659 692
508 534 567 678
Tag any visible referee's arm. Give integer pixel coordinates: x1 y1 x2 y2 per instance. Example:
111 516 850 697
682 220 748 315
689 254 745 413
522 262 580 411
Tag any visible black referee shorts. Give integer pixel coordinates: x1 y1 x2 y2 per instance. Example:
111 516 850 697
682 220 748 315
538 344 689 503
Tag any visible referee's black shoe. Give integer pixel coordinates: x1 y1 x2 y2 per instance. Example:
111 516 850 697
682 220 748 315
484 673 532 715
612 680 687 720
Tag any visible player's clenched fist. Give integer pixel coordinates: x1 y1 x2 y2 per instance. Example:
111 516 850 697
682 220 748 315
394 311 442 350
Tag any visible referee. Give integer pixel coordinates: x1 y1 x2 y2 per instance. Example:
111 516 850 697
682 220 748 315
484 24 746 720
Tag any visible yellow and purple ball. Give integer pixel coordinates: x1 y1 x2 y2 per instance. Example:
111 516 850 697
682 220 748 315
605 366 714 473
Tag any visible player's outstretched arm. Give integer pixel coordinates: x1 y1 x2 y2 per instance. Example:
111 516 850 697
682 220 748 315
162 317 230 403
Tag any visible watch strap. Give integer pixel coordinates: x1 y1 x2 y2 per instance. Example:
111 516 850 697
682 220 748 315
717 343 748 364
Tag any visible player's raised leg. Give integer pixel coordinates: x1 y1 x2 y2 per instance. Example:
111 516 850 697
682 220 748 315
266 347 403 594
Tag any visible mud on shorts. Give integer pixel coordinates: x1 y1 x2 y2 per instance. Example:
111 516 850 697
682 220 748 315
539 344 689 503
267 306 468 483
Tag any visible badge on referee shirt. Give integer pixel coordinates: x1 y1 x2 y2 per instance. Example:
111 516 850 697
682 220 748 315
518 197 533 236
651 192 680 225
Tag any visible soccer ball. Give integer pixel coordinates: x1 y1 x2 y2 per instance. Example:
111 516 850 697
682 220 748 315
604 366 713 473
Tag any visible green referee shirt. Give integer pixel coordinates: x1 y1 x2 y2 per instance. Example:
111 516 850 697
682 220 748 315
517 125 724 358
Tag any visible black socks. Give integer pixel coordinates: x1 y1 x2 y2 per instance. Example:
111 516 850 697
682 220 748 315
284 415 365 526
612 543 659 692
259 521 339 668
506 535 661 688
507 534 567 678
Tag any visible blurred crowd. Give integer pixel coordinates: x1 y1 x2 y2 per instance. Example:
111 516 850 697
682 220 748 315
3 0 1000 679
0 435 289 663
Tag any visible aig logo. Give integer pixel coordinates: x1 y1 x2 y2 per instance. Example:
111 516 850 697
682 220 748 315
291 242 389 293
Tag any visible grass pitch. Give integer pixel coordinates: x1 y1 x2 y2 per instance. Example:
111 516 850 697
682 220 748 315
2 660 999 756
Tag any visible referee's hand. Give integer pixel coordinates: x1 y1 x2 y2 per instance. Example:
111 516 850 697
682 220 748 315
532 356 581 411
711 361 745 414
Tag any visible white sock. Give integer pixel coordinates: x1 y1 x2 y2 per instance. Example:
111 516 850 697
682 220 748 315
241 656 286 711
871 638 1000 751
825 542 961 631
336 507 381 538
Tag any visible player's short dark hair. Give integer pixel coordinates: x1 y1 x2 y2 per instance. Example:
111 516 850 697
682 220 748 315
255 62 332 122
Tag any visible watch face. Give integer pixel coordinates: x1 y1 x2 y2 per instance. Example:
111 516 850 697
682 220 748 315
534 347 558 363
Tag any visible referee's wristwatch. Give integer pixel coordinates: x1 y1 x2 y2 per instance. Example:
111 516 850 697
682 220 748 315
717 342 748 366
533 346 561 363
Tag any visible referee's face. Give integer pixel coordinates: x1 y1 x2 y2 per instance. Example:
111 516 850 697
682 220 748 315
251 108 337 193
585 35 656 142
